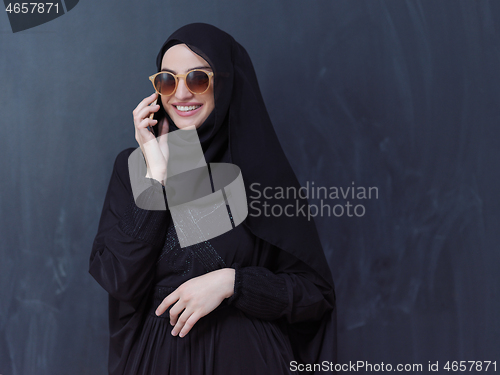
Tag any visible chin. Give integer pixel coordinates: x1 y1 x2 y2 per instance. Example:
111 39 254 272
172 119 199 129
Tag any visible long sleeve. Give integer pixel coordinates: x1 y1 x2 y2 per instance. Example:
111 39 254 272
228 247 335 324
89 148 170 304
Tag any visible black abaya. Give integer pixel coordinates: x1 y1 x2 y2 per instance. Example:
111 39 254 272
91 149 334 374
90 23 337 375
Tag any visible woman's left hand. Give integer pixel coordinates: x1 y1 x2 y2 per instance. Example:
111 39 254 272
155 268 235 337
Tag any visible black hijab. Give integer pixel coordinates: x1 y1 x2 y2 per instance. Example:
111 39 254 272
157 23 337 370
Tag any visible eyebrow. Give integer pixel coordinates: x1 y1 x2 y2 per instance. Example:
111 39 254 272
160 66 212 74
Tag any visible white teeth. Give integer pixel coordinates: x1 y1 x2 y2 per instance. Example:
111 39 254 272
175 105 201 112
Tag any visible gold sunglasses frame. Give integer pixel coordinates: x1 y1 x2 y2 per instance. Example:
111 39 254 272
149 69 214 96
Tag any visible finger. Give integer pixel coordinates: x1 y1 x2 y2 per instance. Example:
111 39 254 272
168 300 186 326
136 120 158 146
132 93 157 119
149 99 158 119
178 312 201 338
136 93 158 111
171 309 193 337
136 104 160 123
137 118 158 131
155 292 179 316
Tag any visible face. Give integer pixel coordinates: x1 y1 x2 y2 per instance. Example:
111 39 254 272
160 44 215 129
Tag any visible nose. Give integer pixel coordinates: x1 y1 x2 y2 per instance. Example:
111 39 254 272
174 77 193 100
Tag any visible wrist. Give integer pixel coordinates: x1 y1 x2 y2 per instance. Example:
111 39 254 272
220 268 235 299
147 168 166 185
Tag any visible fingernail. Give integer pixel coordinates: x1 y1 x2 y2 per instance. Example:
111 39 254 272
171 330 177 336
170 321 174 326
155 310 160 316
179 332 184 338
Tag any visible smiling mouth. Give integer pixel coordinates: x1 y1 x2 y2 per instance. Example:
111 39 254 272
174 105 201 112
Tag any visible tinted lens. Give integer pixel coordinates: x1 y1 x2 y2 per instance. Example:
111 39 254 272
154 73 176 95
186 71 210 94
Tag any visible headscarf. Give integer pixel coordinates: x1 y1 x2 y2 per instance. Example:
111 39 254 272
156 23 337 370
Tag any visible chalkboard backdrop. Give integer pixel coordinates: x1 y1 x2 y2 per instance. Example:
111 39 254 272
1 0 499 374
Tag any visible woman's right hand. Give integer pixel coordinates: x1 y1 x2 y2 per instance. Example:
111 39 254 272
133 93 169 184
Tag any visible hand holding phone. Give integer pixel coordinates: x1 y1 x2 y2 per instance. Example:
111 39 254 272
132 93 166 183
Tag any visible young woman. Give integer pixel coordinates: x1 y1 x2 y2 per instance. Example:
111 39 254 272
90 23 336 375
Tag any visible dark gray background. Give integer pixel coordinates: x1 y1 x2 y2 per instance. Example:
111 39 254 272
1 0 499 374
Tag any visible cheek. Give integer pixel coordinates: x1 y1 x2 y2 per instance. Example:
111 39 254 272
205 90 215 111
161 97 170 109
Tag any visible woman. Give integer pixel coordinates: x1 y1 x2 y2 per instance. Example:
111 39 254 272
90 23 336 375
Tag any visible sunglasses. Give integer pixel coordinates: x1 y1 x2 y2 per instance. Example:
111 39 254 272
149 69 214 96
